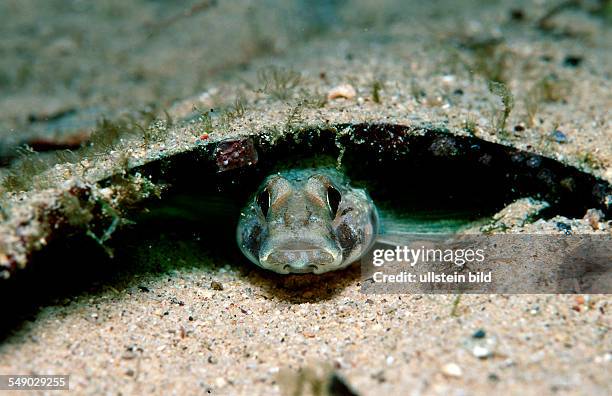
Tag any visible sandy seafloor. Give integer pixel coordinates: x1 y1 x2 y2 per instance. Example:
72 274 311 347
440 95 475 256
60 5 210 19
0 0 611 395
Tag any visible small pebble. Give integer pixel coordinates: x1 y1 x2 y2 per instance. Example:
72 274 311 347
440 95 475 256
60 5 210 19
550 130 567 143
472 329 486 339
583 208 603 230
488 373 500 382
466 333 496 359
371 370 386 383
472 345 492 358
441 362 463 377
510 8 525 20
441 75 455 84
211 281 224 291
594 353 612 363
556 222 572 233
327 84 356 100
540 54 553 62
563 55 583 67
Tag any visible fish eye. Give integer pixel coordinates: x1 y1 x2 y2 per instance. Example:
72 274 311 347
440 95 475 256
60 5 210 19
326 185 342 216
256 188 270 217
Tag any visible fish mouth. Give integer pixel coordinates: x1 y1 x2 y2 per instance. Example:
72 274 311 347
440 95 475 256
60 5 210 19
259 241 342 274
283 264 319 273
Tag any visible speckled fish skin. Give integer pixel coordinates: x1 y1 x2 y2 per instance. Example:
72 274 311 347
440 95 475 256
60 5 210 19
237 168 379 274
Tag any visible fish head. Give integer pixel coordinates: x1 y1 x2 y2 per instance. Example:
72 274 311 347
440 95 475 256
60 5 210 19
237 169 378 274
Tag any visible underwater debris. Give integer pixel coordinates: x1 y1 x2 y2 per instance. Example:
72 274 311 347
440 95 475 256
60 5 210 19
441 362 463 378
481 198 550 232
509 8 526 21
550 130 568 143
0 171 161 278
583 208 605 230
26 131 90 152
214 138 258 172
563 55 584 67
327 84 356 100
465 330 496 359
